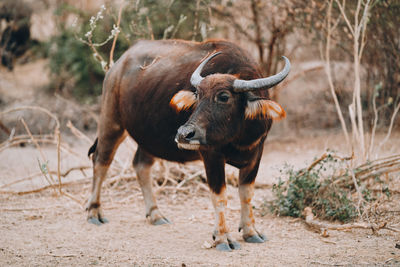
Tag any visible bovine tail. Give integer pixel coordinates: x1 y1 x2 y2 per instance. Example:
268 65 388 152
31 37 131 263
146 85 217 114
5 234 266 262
88 137 98 157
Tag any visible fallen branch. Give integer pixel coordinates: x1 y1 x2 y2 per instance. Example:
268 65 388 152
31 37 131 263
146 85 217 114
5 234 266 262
297 152 353 178
297 153 328 177
334 154 400 187
254 183 272 189
303 207 386 234
106 174 137 188
0 181 81 195
176 170 204 189
383 226 400 233
0 136 85 159
0 119 11 135
0 165 91 189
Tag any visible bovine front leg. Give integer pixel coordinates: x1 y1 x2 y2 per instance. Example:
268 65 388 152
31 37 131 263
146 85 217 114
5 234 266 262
238 183 267 243
133 147 170 225
201 151 240 252
211 186 241 251
238 147 267 243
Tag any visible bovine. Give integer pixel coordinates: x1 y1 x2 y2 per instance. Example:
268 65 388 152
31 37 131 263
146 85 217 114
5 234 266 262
87 39 290 251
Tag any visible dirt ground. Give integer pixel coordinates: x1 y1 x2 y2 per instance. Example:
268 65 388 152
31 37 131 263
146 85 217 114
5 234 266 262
1 61 400 266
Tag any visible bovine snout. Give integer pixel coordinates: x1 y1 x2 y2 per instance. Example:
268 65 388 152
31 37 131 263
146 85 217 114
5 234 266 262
175 124 205 150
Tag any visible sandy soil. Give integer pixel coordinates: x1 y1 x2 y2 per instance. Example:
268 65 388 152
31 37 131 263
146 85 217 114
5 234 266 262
1 132 400 266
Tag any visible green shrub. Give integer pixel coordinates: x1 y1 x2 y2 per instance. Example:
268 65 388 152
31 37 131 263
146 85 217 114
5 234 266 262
269 154 358 223
48 27 108 103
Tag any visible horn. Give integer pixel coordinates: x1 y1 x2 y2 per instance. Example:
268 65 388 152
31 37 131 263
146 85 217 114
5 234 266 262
233 56 291 92
190 52 222 88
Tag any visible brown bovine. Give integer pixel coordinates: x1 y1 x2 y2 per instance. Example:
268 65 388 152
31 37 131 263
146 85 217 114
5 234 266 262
87 39 290 251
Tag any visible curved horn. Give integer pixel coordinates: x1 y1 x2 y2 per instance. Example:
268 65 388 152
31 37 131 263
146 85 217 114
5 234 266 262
190 52 222 88
233 56 291 92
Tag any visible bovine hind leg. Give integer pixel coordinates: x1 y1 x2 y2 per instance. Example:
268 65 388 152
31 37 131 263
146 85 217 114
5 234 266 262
238 149 267 243
201 151 240 252
133 147 170 225
87 129 126 225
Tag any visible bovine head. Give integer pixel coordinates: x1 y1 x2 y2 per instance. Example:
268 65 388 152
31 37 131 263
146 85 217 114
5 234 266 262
170 52 290 150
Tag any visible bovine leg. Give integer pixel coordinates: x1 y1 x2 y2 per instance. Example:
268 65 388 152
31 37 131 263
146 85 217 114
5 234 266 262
201 151 240 251
133 147 170 225
87 129 126 225
238 148 267 243
238 183 267 242
87 79 126 225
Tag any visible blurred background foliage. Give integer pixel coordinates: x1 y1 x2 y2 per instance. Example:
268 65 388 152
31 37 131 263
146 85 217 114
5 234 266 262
46 0 211 103
292 0 400 126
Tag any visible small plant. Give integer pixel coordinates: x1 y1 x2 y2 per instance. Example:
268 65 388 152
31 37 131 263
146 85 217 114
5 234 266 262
268 153 358 223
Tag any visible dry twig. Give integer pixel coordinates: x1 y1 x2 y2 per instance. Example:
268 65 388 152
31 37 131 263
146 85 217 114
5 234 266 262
303 207 386 234
0 119 10 135
0 165 91 189
322 0 351 152
334 154 400 187
108 3 123 69
66 120 93 144
20 118 56 187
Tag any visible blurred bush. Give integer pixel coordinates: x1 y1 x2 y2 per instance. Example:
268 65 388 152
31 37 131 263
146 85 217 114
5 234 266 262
48 0 212 103
48 25 108 103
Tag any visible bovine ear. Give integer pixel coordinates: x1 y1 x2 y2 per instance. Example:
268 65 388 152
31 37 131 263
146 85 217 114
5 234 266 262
170 90 197 112
245 98 286 121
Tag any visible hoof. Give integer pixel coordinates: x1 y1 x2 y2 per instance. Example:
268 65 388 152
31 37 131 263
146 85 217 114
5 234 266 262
213 232 241 252
244 233 267 243
99 217 109 224
152 217 171 225
88 217 102 226
228 240 241 250
87 216 109 226
215 240 241 251
216 243 232 252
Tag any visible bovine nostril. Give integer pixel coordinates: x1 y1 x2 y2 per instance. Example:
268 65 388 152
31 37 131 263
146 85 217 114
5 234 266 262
185 130 195 140
176 126 197 143
175 125 204 147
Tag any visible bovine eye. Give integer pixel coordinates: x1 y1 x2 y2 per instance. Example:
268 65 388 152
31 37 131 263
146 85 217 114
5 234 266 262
216 91 231 103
